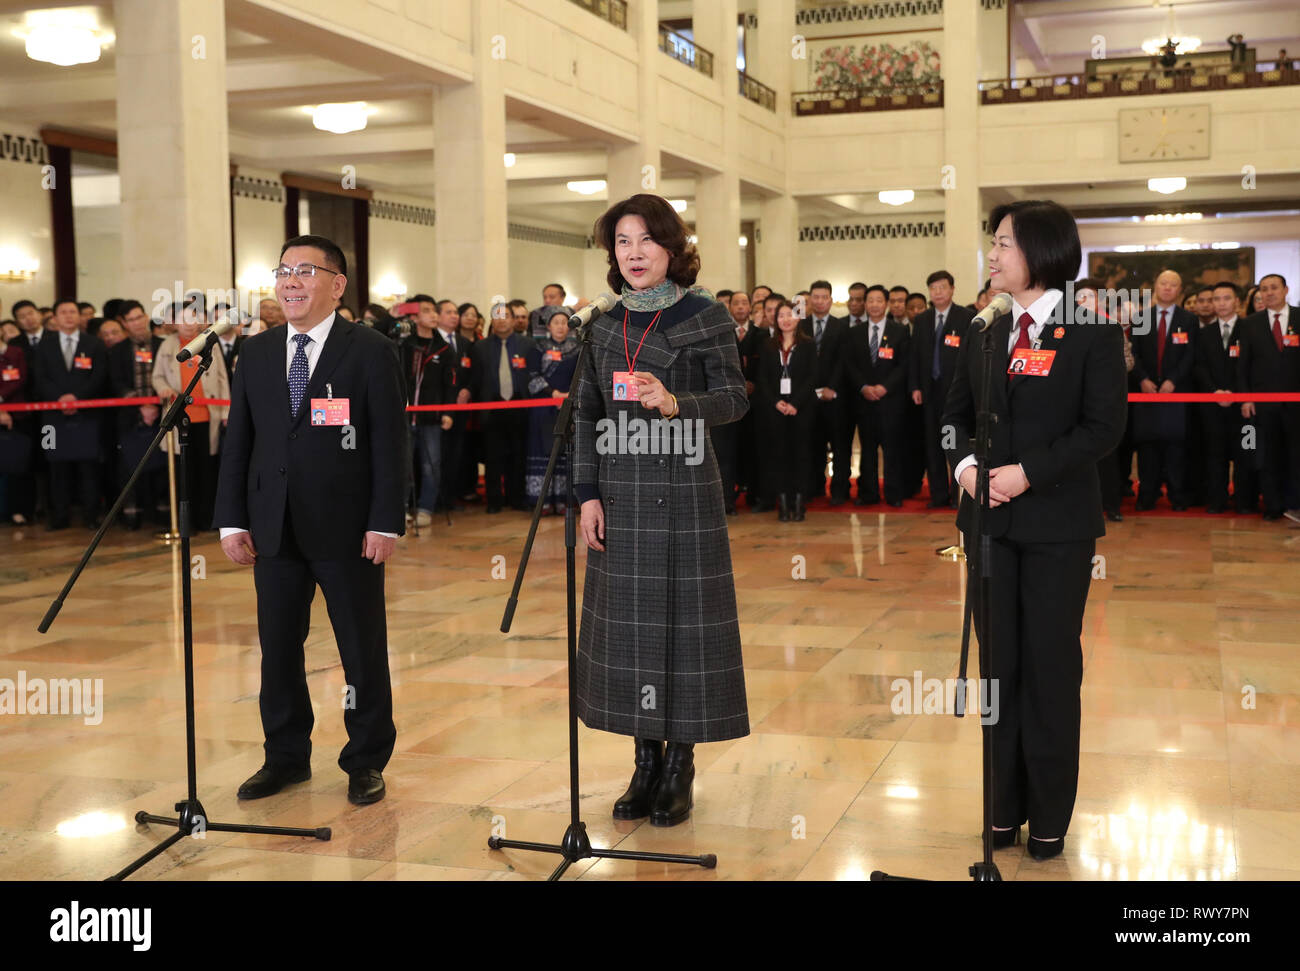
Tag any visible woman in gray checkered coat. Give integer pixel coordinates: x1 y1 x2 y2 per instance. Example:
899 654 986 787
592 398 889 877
573 194 750 827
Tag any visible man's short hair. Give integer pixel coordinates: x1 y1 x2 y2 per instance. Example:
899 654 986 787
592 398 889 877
543 282 566 298
926 270 955 288
865 284 889 300
908 292 926 304
409 293 436 306
11 299 36 315
809 280 832 294
1195 285 1215 296
52 297 79 314
716 289 734 301
77 301 94 312
280 234 347 276
507 299 528 312
1260 273 1288 288
118 299 145 317
436 299 457 312
848 282 867 294
1212 281 1242 299
889 285 909 295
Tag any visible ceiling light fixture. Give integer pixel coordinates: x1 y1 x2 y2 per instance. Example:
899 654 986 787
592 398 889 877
670 199 688 213
1147 177 1187 195
308 102 376 134
878 189 914 207
14 10 112 67
503 153 516 167
566 180 606 195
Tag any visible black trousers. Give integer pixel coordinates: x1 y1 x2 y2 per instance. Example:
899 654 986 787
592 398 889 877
1202 404 1258 511
972 534 1094 839
854 403 904 503
481 409 527 507
810 395 851 499
49 460 100 524
713 420 738 509
440 422 465 507
1137 440 1186 505
252 512 395 773
922 390 954 506
762 406 813 498
736 406 758 502
1251 403 1300 514
903 397 926 496
180 422 215 531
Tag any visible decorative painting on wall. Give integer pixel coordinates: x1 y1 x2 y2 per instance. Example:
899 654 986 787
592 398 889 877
806 33 942 92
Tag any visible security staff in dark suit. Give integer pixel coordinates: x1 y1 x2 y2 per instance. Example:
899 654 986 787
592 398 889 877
215 234 408 806
107 299 165 529
1196 282 1257 513
1236 273 1300 519
799 281 849 503
32 298 109 529
908 270 974 508
844 285 910 505
1131 269 1197 509
471 311 538 513
943 200 1126 861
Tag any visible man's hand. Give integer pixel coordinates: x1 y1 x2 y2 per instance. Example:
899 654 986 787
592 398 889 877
1217 389 1231 409
1140 378 1158 394
745 380 755 396
456 388 470 405
861 385 877 401
58 392 77 416
1158 379 1175 394
1242 401 1256 418
221 530 257 565
0 410 12 430
818 387 835 401
139 403 159 426
989 464 1029 501
911 390 923 406
440 414 453 430
580 498 605 551
363 531 397 564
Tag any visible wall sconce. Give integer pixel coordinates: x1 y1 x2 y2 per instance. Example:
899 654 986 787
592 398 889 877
0 250 39 282
237 266 274 295
374 275 407 302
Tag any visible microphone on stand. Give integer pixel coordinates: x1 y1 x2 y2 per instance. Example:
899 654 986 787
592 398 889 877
566 292 617 338
175 318 238 362
973 292 1014 332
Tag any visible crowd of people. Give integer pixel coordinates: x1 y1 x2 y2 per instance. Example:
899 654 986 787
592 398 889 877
1 264 1296 530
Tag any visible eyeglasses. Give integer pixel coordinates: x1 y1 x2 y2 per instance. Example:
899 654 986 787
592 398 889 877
273 262 340 280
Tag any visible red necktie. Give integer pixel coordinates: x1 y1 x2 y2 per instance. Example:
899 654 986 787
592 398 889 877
1008 312 1032 384
1157 310 1167 377
1274 313 1284 352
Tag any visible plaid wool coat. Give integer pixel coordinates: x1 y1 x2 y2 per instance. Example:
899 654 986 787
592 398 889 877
572 293 751 743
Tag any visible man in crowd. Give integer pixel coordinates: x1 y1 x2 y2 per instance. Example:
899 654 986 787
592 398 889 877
801 280 849 504
845 285 910 506
908 270 974 508
472 305 538 513
1132 269 1196 510
1196 282 1257 515
400 295 455 526
432 298 475 511
529 283 567 338
107 299 165 530
507 299 530 336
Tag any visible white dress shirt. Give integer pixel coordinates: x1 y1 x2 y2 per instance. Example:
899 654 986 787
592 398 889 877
221 311 398 541
952 289 1063 489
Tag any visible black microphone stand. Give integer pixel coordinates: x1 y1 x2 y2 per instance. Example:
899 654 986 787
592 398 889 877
488 312 716 879
39 335 330 880
873 316 1002 882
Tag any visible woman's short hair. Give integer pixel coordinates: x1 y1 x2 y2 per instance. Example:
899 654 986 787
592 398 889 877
987 200 1081 294
594 193 700 293
766 300 810 348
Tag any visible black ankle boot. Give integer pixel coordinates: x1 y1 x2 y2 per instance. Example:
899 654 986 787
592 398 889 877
612 738 664 820
649 741 694 826
792 493 806 521
778 494 790 521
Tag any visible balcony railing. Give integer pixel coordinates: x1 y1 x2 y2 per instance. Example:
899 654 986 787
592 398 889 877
739 71 776 110
659 25 713 78
980 65 1300 104
568 0 626 30
793 80 943 115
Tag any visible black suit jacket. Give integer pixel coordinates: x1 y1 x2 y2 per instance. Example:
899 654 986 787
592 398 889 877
435 329 475 429
108 335 164 431
798 315 847 390
400 336 454 426
754 338 818 414
32 330 109 403
471 333 539 402
213 315 409 559
1236 306 1300 395
216 335 244 375
1194 318 1246 396
909 304 975 398
843 319 911 417
1131 304 1197 388
942 309 1127 542
738 324 770 383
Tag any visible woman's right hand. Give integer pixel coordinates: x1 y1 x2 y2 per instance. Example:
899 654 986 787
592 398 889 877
580 498 605 551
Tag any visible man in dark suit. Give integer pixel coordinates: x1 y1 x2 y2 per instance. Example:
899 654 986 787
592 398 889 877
32 298 109 529
799 280 850 503
435 299 475 510
212 302 244 375
1196 282 1258 514
215 234 408 805
472 308 538 512
909 270 975 508
844 285 910 505
107 299 166 529
1131 269 1197 509
1236 272 1300 520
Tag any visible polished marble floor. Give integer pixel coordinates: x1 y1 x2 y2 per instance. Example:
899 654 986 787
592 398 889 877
0 504 1297 881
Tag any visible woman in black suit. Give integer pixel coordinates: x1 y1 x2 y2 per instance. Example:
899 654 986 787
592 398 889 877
941 200 1127 860
754 300 817 521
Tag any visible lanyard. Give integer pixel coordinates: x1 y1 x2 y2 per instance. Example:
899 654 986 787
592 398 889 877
623 308 663 374
779 344 793 371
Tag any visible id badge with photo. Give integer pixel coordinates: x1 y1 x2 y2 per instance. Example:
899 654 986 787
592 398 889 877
612 370 640 401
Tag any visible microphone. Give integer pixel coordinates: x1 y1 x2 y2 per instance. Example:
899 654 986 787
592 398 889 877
176 317 238 362
567 292 617 336
973 292 1014 332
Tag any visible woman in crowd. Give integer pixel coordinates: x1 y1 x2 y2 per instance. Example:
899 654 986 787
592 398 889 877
753 299 816 521
574 192 750 827
525 306 578 512
458 303 483 343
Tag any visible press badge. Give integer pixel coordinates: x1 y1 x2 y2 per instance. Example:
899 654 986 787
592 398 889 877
1008 348 1056 377
309 397 350 425
612 370 640 401
780 377 792 394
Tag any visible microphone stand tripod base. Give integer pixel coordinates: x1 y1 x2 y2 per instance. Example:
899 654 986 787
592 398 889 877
969 861 1002 881
935 545 965 560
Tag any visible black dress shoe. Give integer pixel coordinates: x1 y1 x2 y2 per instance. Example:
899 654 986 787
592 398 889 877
792 493 806 521
1027 835 1064 860
237 763 310 800
827 495 846 507
1171 503 1187 512
485 504 503 514
1206 504 1225 514
347 768 386 805
854 496 879 506
991 825 1021 849
778 493 790 522
1104 508 1123 522
612 737 664 820
885 499 903 508
1135 500 1155 512
649 742 694 827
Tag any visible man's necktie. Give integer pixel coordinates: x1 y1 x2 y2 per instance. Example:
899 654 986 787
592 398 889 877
1157 309 1168 377
499 339 513 400
1222 323 1231 351
1273 313 1284 353
814 318 824 348
932 312 945 381
869 323 879 364
62 336 75 370
288 333 311 417
1009 312 1032 385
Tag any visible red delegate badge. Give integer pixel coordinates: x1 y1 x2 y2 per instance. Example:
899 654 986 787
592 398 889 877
134 348 153 365
878 346 894 359
1 366 19 382
944 334 961 347
612 370 640 401
1008 348 1056 377
510 354 526 369
309 398 350 426
1172 331 1189 344
1285 334 1300 348
73 354 92 370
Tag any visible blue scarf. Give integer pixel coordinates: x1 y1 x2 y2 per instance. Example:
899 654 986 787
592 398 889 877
620 279 713 312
